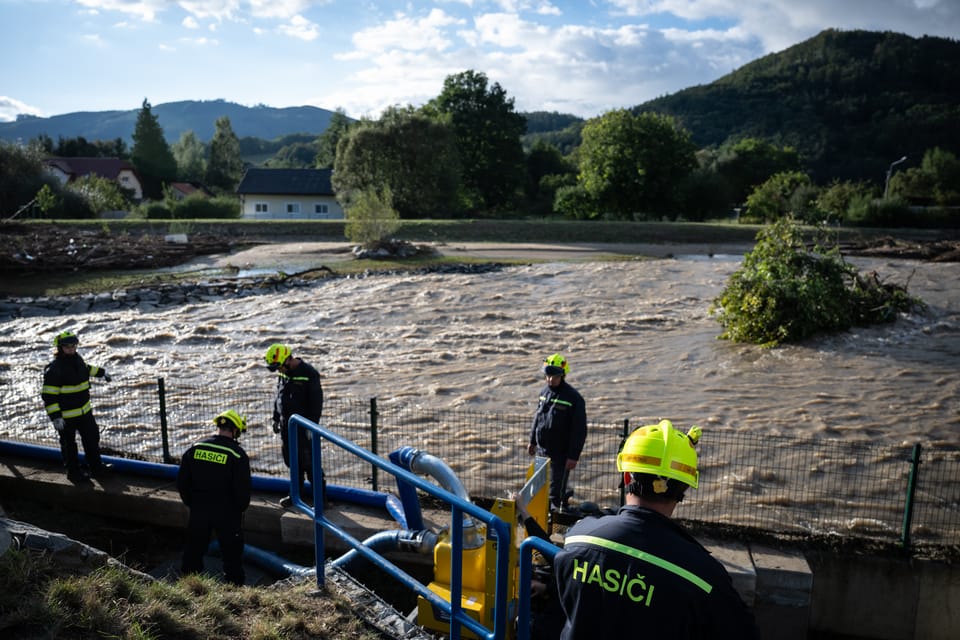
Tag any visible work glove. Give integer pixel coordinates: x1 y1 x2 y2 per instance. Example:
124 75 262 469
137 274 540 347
52 417 65 433
272 418 281 434
103 374 112 382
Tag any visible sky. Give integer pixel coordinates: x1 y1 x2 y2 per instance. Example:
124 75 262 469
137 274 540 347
1 0 958 124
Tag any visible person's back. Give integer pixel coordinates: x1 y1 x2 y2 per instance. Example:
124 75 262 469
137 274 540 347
554 505 756 639
551 419 758 640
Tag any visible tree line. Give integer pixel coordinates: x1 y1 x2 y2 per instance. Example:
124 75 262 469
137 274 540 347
2 62 958 227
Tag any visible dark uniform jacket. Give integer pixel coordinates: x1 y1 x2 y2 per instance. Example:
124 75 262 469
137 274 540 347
554 505 759 640
41 353 106 421
177 435 251 515
273 360 324 427
529 379 587 461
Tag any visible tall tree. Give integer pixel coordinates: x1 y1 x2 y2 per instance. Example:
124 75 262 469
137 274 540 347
578 109 697 219
714 138 802 207
315 108 353 169
205 115 243 193
172 130 206 183
424 70 527 211
130 98 177 199
333 106 461 218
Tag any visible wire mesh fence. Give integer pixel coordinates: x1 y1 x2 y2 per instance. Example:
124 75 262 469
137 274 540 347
4 376 958 548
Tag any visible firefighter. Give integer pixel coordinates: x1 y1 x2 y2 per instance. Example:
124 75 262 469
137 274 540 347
264 343 324 507
176 409 252 586
41 330 112 483
528 353 587 511
552 420 759 639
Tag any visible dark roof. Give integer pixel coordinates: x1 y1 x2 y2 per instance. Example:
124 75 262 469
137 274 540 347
236 168 334 196
44 157 137 181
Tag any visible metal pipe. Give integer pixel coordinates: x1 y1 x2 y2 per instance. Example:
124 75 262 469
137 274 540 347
0 440 405 524
393 446 484 549
331 528 438 570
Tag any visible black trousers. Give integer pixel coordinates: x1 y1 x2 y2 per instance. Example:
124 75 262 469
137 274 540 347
59 412 102 471
181 508 245 586
280 428 314 489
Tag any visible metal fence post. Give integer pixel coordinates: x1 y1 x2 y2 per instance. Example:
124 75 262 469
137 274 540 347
370 397 379 493
158 377 172 464
900 443 922 549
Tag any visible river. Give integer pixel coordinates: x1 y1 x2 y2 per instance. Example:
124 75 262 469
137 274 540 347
2 252 957 449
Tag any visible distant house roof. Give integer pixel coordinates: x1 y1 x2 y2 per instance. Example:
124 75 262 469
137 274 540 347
44 156 139 182
169 181 213 198
236 168 334 196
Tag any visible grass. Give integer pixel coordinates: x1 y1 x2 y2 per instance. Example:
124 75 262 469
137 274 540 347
0 548 384 640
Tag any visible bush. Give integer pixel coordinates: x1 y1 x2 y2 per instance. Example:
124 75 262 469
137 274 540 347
344 186 401 248
173 195 240 219
710 217 924 346
137 202 174 220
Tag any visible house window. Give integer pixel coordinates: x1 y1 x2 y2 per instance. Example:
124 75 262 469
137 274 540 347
286 203 301 214
255 202 269 213
314 203 328 214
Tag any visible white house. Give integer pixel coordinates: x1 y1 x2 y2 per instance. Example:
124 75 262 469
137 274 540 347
43 157 144 201
236 167 344 219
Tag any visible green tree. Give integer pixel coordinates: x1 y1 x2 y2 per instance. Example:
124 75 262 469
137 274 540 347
315 109 353 169
743 171 814 223
268 141 318 168
816 179 876 222
35 184 61 216
0 140 58 216
333 106 461 218
171 130 206 182
525 140 576 214
424 70 527 211
344 185 401 248
205 116 243 193
68 174 131 215
577 109 697 219
131 98 177 199
714 138 801 207
889 147 960 206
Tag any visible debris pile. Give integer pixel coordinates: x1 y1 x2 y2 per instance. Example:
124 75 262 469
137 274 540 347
0 223 234 273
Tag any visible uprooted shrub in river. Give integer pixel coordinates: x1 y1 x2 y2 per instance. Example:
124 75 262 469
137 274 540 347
710 217 925 347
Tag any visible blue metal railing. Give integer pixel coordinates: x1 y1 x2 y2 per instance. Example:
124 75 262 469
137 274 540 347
516 537 560 640
287 414 515 640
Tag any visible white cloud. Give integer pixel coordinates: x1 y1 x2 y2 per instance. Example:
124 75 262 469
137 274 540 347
0 96 44 123
182 16 199 28
75 0 164 22
277 14 320 41
248 0 317 20
341 8 465 59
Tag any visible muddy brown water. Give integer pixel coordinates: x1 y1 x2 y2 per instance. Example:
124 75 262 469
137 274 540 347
2 254 957 538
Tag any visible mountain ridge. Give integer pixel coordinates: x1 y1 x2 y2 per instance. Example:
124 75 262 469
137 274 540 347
0 99 337 144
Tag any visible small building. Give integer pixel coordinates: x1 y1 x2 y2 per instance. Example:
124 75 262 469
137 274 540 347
236 168 343 219
168 181 214 201
43 157 144 201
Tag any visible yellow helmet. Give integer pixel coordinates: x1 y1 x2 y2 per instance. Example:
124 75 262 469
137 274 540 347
542 353 569 376
264 343 291 371
214 410 247 434
54 330 79 349
617 419 701 489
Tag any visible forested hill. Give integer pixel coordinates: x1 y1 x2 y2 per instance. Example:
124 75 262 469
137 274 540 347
0 100 337 144
636 29 960 182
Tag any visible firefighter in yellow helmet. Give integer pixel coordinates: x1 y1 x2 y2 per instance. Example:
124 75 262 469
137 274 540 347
41 330 112 483
528 353 587 511
176 410 252 586
264 342 324 508
552 420 758 639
